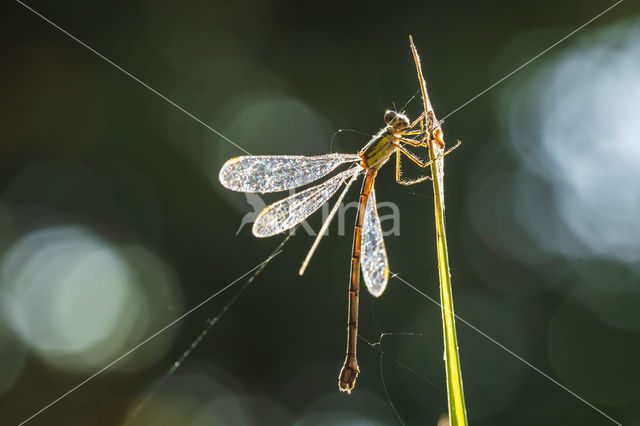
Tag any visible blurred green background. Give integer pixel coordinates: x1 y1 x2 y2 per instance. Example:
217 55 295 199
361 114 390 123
1 0 639 425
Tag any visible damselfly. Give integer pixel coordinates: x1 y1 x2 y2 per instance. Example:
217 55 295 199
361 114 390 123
219 109 459 393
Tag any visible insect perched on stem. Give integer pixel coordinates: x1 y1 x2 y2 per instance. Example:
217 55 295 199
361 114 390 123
219 107 459 393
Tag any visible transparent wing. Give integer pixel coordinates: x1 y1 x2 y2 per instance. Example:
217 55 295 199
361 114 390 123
253 169 357 238
360 189 389 297
219 153 360 193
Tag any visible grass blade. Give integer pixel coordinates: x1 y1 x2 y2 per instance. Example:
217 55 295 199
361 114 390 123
409 35 468 426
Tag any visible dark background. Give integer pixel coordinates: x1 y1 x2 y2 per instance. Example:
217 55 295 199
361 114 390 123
1 1 639 425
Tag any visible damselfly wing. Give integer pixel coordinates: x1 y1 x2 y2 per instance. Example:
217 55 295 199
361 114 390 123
360 189 389 297
252 169 359 237
219 153 359 193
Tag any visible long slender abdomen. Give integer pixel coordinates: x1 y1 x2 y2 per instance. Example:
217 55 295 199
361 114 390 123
338 168 377 393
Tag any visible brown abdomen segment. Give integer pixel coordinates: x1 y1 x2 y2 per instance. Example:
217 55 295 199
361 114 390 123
338 168 377 393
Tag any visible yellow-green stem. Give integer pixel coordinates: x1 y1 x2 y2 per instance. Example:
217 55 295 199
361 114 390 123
410 36 468 425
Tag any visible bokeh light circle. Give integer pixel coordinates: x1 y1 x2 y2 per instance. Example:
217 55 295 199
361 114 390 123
1 225 182 372
501 19 640 263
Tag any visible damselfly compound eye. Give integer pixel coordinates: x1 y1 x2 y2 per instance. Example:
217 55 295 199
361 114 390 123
384 110 397 125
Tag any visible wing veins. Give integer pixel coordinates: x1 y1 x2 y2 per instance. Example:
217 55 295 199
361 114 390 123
360 189 389 297
252 168 357 237
219 153 360 193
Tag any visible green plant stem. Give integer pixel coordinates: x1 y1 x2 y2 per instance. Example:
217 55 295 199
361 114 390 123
410 35 468 426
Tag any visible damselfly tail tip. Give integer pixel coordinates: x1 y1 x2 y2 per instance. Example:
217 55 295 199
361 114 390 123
338 356 359 394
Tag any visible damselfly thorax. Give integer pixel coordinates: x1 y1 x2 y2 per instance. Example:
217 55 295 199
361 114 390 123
359 111 410 171
219 110 458 393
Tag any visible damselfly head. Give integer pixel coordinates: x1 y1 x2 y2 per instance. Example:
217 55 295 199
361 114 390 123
384 110 410 132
